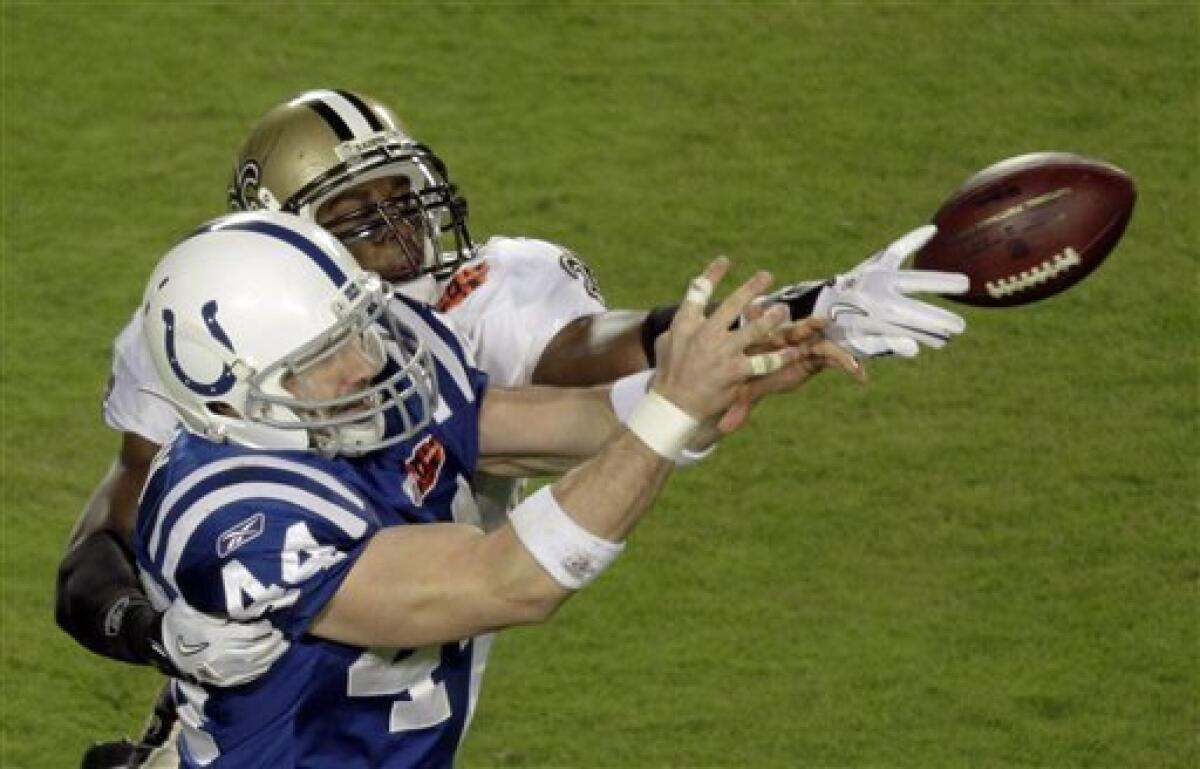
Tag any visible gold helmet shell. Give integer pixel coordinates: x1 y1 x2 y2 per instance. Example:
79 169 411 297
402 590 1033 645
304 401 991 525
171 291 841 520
228 89 473 280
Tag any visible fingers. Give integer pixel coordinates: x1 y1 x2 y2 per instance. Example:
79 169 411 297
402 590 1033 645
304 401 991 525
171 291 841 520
737 339 863 403
729 302 789 351
680 256 730 318
742 317 859 378
708 269 774 332
713 332 871 435
876 224 938 269
810 340 866 383
775 316 827 346
748 349 788 376
742 345 800 378
685 275 714 306
741 301 767 323
894 269 970 296
886 296 967 342
838 298 962 349
808 338 866 383
848 334 920 359
229 619 277 639
742 334 863 382
716 396 752 435
261 631 289 663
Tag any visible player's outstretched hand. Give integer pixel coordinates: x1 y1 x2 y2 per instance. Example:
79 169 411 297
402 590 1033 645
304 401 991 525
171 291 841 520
713 315 866 434
814 225 969 358
160 598 288 687
651 257 803 427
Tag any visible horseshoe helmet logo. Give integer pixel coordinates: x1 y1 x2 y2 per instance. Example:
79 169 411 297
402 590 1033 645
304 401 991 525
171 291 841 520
162 300 238 396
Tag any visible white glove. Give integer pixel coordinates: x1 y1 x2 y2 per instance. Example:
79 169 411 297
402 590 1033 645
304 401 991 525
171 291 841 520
814 225 968 358
160 598 288 687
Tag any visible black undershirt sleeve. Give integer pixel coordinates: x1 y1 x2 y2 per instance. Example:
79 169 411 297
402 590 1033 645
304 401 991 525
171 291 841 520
638 280 828 365
55 529 169 672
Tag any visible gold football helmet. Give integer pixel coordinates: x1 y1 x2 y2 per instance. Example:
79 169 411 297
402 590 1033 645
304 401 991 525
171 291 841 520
228 89 473 282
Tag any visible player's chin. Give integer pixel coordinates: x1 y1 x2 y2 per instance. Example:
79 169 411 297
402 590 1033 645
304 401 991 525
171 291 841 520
347 245 414 283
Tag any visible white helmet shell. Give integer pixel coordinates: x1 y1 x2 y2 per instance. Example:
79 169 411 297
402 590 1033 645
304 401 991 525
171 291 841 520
143 210 436 454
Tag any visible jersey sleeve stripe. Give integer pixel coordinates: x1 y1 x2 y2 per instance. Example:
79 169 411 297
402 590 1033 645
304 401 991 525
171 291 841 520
159 482 369 595
148 455 364 556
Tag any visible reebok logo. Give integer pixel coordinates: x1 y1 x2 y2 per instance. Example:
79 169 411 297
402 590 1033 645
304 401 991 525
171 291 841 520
217 512 265 558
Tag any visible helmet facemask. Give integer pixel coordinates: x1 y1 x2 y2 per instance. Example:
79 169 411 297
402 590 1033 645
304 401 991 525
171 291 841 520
292 139 474 285
244 273 439 456
314 169 439 283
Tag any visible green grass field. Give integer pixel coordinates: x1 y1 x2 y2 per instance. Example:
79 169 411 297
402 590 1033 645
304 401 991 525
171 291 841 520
2 3 1196 767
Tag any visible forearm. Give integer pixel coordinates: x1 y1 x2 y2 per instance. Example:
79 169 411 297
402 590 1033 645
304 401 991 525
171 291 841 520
479 426 674 615
54 430 175 670
531 311 651 386
317 258 796 650
55 529 163 667
532 283 828 387
475 455 581 477
547 429 673 542
64 460 144 549
313 429 673 649
65 432 159 550
478 385 623 462
478 430 672 618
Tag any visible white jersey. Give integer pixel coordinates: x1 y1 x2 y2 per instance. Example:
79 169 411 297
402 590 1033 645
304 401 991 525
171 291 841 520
104 311 179 445
431 236 606 528
433 236 605 387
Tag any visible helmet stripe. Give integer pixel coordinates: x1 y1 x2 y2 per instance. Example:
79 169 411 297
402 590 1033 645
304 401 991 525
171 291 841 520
305 98 354 141
335 89 385 132
192 218 350 287
295 89 379 140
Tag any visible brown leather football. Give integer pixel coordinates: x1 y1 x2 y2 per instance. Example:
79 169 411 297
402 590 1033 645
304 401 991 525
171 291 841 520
914 152 1135 307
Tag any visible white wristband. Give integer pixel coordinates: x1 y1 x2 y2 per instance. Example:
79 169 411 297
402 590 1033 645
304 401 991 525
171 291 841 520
611 370 708 464
626 389 699 460
510 486 626 591
609 370 655 424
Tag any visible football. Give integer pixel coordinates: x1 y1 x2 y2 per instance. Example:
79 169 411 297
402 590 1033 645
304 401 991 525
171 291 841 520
914 152 1135 307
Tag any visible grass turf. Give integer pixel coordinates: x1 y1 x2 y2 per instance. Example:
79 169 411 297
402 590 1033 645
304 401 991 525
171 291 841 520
2 3 1196 767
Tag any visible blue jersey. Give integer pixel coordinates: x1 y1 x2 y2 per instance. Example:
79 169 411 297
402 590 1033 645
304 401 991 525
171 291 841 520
135 300 489 768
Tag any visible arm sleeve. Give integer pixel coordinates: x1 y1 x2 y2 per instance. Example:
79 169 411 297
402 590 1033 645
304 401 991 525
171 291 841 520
55 529 162 666
456 239 608 387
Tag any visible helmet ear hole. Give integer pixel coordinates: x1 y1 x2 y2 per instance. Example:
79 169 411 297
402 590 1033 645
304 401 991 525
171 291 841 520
207 402 241 418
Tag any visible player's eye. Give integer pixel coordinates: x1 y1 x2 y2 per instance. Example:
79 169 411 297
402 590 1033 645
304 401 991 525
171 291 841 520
322 193 425 246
